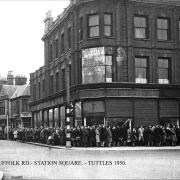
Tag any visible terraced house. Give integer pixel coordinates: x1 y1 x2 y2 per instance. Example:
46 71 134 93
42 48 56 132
30 0 180 129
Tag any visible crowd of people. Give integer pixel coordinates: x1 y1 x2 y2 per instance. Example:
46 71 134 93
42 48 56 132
5 123 180 147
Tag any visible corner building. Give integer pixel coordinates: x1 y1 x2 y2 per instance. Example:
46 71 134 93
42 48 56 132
30 0 180 128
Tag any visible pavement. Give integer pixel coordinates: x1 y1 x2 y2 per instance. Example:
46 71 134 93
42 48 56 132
26 141 180 151
0 140 180 179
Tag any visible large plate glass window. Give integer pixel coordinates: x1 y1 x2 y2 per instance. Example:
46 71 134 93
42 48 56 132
135 56 148 83
82 47 112 84
88 14 99 38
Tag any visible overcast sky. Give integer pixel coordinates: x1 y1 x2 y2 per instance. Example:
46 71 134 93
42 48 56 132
0 0 69 82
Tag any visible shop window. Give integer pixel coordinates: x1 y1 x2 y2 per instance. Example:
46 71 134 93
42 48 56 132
135 57 148 83
158 58 171 84
82 47 112 84
157 17 171 41
104 13 112 37
88 14 99 38
79 16 83 41
134 15 148 39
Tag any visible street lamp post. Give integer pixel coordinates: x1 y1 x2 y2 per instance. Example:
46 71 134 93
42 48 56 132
6 108 9 140
65 60 71 148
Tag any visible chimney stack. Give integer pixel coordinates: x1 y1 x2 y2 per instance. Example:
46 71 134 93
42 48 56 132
7 71 14 85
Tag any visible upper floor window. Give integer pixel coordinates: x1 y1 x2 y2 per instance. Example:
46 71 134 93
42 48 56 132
43 79 45 93
49 44 53 62
157 17 171 41
60 33 65 54
135 57 148 83
79 16 83 41
82 47 112 84
55 39 59 58
0 101 5 115
62 68 66 89
22 99 29 112
50 75 53 94
104 13 112 37
88 14 99 38
56 72 59 92
134 15 148 39
67 27 71 49
178 20 180 41
158 58 170 84
38 82 41 99
33 84 36 100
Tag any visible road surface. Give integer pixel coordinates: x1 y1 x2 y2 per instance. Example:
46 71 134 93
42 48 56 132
0 140 180 179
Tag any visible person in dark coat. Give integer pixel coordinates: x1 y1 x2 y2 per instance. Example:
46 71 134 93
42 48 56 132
100 125 107 147
76 126 82 147
89 126 96 147
82 127 89 147
175 125 180 145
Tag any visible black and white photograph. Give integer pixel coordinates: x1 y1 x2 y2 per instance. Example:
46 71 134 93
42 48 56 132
0 0 180 179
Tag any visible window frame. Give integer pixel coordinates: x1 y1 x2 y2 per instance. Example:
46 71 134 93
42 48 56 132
67 26 72 49
157 17 171 41
88 13 100 38
49 43 53 62
55 38 59 58
81 47 113 84
60 32 65 54
178 20 180 42
134 15 149 39
56 72 59 92
79 16 84 41
134 56 149 84
104 13 113 37
158 57 171 84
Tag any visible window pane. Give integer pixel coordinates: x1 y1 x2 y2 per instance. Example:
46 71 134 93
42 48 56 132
134 17 146 27
157 30 167 40
136 68 146 79
106 66 112 78
135 28 146 39
135 58 147 67
106 56 112 65
157 18 168 29
104 14 111 25
89 15 99 26
104 26 111 36
82 47 108 84
90 26 99 37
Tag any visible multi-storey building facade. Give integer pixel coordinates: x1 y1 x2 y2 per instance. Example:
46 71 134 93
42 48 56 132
0 85 18 131
10 85 31 128
30 0 180 128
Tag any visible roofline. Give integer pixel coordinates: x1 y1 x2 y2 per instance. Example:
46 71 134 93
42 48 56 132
129 0 180 6
41 0 96 41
